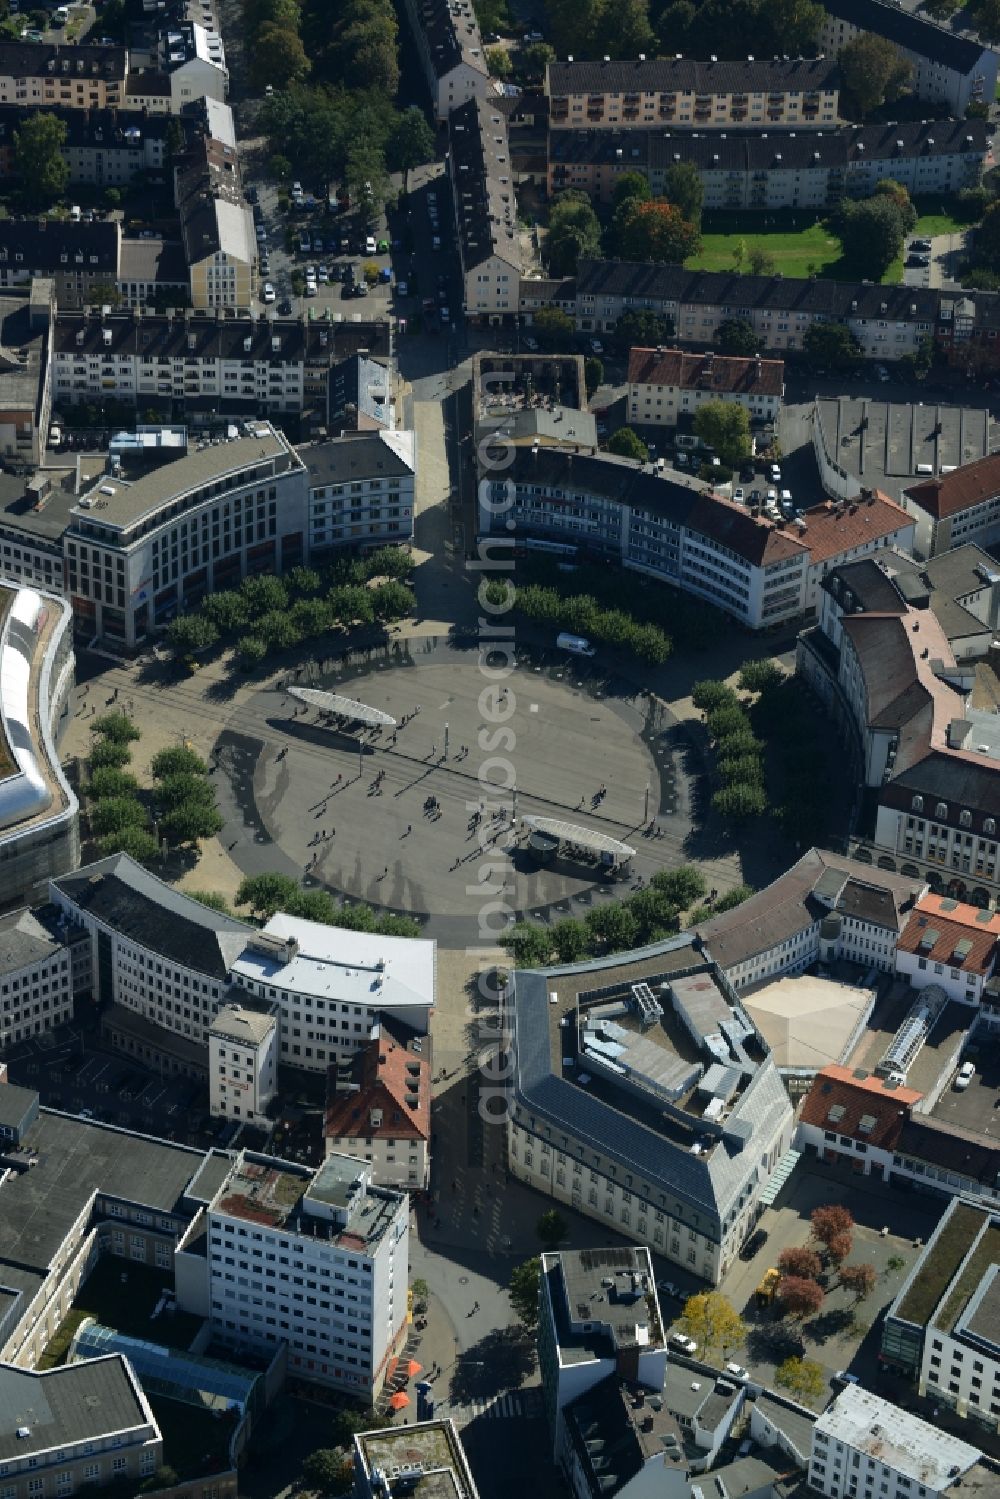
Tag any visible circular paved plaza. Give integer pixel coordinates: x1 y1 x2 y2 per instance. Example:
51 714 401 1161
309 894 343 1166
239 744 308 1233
214 639 698 945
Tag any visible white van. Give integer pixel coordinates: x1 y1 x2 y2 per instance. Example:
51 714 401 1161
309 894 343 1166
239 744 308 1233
557 632 596 657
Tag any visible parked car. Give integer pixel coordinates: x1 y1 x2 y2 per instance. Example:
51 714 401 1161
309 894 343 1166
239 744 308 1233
291 180 303 198
318 264 329 282
396 279 409 297
739 1227 767 1261
669 1333 698 1355
262 282 275 303
769 464 781 483
955 1061 976 1091
590 338 604 355
376 237 389 253
365 234 377 255
910 238 932 252
657 1280 683 1300
906 254 930 268
733 486 745 503
874 364 890 382
304 280 317 296
833 1371 860 1387
725 1363 749 1381
278 298 292 315
523 335 538 351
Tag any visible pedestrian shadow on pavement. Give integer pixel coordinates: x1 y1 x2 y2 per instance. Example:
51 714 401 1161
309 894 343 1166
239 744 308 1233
449 1327 536 1403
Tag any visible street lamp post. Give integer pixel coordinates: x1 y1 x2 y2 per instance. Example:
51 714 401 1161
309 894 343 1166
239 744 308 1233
644 783 650 823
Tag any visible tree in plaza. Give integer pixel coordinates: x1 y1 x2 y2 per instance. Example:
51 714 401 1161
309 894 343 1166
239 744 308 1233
715 317 761 356
802 321 863 372
202 589 250 633
500 922 553 967
151 745 209 779
91 712 141 745
544 192 603 276
775 1356 826 1406
584 900 639 953
509 1258 542 1328
162 801 224 846
693 401 752 467
691 679 737 713
839 1263 877 1302
237 636 268 670
187 890 233 914
778 1246 823 1282
236 871 301 920
615 309 674 346
826 1231 853 1267
651 867 707 909
386 106 434 192
811 1204 855 1255
91 796 148 837
738 659 783 693
551 917 591 963
614 198 701 264
679 1292 746 1361
251 24 310 90
532 306 575 348
839 33 912 118
301 1451 353 1496
155 773 216 812
166 613 219 655
89 768 140 800
777 1275 825 1320
90 739 132 771
536 1209 569 1251
613 170 652 210
329 1408 380 1446
98 825 160 862
240 573 289 616
712 782 767 821
14 114 68 207
660 161 704 229
606 426 648 461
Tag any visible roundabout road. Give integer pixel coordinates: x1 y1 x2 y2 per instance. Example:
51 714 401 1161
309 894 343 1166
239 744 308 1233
211 637 704 947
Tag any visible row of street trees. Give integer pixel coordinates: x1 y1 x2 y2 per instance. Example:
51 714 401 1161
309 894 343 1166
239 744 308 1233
500 869 754 967
544 0 825 66
232 872 421 937
492 580 672 664
165 551 415 670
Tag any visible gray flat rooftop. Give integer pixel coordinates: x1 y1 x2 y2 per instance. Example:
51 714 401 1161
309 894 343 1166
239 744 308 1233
0 1357 150 1463
358 1422 471 1499
848 988 975 1096
960 1262 1000 1350
0 1084 37 1131
0 469 93 545
70 425 291 532
545 1246 663 1365
0 1110 207 1271
814 398 993 503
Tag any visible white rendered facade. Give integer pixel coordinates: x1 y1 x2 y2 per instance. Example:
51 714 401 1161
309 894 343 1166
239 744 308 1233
230 914 435 1075
206 1151 409 1400
0 912 73 1049
208 1003 278 1122
810 1385 982 1499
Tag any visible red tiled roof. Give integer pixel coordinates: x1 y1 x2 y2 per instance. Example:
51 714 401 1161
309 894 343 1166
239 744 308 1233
627 346 784 397
324 1031 431 1142
799 492 914 566
897 894 1000 978
904 453 1000 520
799 1063 922 1150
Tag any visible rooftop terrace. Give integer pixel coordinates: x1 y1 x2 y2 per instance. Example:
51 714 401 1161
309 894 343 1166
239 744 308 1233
357 1421 475 1499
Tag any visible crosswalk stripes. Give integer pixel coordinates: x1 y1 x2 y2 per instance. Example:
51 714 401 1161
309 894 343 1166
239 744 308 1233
442 1388 544 1425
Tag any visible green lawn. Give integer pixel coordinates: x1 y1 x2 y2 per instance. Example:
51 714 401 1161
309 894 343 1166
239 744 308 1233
685 202 968 286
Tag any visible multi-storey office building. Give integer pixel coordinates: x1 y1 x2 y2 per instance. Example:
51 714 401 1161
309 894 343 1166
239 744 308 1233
301 431 416 555
819 0 998 114
505 934 794 1284
62 421 307 648
208 1001 279 1125
0 1357 163 1499
0 907 73 1046
546 58 840 131
51 856 436 1077
548 118 989 209
205 1150 409 1399
230 913 435 1075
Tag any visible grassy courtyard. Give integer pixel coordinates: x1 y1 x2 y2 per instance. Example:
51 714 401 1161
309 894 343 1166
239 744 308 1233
685 202 968 285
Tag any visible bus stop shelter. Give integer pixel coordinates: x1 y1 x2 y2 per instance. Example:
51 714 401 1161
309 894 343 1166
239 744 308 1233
520 815 635 871
288 686 396 728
